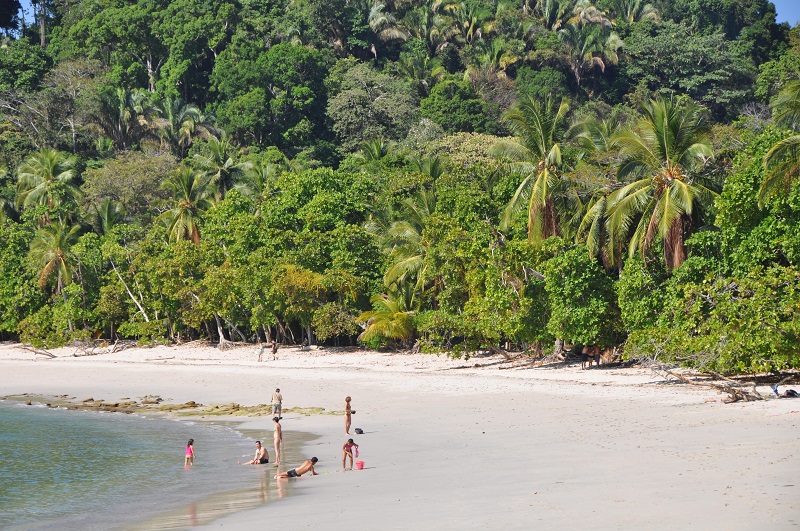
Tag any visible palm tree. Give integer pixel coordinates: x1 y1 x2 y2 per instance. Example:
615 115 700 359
608 97 715 270
357 291 415 344
491 94 573 242
532 0 573 31
16 148 81 223
92 198 124 236
29 220 81 293
354 138 395 163
760 80 800 206
558 23 622 89
396 53 446 96
158 167 214 243
157 97 218 158
89 88 160 151
607 0 659 24
193 136 252 201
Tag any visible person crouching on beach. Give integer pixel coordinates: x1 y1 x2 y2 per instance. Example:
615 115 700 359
185 439 195 466
342 439 359 470
344 396 355 434
243 441 269 465
276 457 318 479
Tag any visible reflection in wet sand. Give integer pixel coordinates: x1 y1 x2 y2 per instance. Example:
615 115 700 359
127 428 316 530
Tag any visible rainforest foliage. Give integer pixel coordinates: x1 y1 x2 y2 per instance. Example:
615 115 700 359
1 0 799 373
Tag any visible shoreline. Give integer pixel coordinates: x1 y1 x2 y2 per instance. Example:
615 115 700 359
2 342 799 529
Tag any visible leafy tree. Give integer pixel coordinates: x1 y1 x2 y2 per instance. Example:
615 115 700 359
326 60 419 151
620 20 757 120
0 222 43 334
542 243 622 348
420 76 499 133
558 23 622 90
81 151 176 222
0 38 50 91
608 97 715 270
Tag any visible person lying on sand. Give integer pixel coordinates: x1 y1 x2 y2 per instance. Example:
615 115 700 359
772 384 799 398
242 441 269 464
276 457 318 478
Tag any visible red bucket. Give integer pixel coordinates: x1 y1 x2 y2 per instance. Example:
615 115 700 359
355 461 364 470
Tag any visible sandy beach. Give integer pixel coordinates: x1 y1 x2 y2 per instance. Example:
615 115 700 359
1 342 798 530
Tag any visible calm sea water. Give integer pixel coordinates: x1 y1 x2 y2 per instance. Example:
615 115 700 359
0 401 292 530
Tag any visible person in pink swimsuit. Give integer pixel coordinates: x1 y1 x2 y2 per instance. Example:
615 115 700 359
184 439 195 466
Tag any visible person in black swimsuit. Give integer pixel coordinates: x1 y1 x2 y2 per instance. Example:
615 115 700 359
276 457 318 478
242 441 269 465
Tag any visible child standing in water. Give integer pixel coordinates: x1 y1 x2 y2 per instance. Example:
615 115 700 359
185 439 195 466
344 396 355 434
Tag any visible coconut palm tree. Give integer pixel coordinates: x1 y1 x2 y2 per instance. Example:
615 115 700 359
29 220 81 293
92 198 125 236
157 97 218 158
558 23 622 89
193 136 252 201
607 97 715 270
89 88 160 151
760 80 800 206
357 291 415 344
607 0 659 24
491 94 573 242
16 148 81 223
158 167 214 243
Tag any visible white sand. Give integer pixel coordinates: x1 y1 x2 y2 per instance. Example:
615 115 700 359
1 342 798 529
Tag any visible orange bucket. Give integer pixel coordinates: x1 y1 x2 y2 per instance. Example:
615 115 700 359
355 461 364 470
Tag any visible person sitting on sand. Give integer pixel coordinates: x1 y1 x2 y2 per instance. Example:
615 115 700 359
243 441 269 465
185 439 195 466
276 457 318 478
342 439 359 470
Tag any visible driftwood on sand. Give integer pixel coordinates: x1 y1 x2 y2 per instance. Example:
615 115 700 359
653 365 764 403
21 345 56 358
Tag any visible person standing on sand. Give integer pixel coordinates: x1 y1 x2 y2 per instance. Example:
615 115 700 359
184 439 195 466
275 457 318 478
242 441 269 464
344 396 355 434
256 342 265 362
271 339 278 360
342 439 359 470
272 388 282 418
273 416 283 466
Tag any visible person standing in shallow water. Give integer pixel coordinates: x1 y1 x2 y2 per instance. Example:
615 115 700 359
344 396 354 434
273 416 283 466
184 439 195 466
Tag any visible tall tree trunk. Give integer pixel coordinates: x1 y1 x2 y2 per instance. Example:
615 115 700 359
553 338 565 359
38 0 46 49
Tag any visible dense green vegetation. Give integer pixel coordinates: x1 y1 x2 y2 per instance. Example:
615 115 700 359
1 0 799 373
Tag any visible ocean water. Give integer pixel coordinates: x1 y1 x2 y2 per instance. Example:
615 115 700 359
0 401 297 530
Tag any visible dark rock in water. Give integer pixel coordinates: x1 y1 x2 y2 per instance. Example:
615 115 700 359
82 397 94 402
